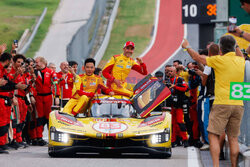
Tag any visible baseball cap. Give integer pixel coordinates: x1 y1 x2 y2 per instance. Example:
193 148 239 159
123 41 135 48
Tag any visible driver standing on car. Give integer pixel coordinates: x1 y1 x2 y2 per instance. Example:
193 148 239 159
102 41 148 97
63 58 114 116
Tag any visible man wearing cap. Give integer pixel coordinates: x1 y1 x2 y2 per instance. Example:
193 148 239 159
102 41 148 97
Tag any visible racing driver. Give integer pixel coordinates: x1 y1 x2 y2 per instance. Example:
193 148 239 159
63 58 114 116
102 41 148 97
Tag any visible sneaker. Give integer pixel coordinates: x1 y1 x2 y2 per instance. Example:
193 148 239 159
171 141 178 148
14 142 24 148
0 145 9 150
0 148 9 154
200 144 210 151
193 140 204 148
183 140 189 148
176 136 183 146
30 139 38 146
18 142 29 148
188 138 194 146
8 141 20 150
37 138 47 146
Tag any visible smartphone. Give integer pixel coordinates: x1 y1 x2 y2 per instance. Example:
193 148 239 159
13 40 18 48
228 16 237 32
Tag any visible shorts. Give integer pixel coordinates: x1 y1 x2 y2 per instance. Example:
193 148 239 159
207 104 244 137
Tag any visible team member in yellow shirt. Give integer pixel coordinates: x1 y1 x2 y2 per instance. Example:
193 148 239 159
102 41 148 97
182 36 245 167
63 58 114 116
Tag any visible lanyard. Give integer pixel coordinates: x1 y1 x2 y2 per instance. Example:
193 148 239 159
171 76 178 94
64 75 68 84
173 76 178 85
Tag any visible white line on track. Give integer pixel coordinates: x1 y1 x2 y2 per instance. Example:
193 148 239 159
188 147 202 167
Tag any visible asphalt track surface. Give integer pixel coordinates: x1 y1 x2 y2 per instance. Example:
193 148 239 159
128 0 184 83
0 146 202 167
35 0 94 70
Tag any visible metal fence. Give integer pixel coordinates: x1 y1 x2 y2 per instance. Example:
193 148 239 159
239 60 250 147
19 8 47 54
67 0 107 73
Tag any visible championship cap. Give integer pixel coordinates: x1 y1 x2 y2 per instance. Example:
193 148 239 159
123 41 135 48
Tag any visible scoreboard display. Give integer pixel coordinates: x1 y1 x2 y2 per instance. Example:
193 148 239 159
182 0 217 24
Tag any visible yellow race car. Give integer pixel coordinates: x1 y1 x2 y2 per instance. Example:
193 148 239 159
48 75 172 158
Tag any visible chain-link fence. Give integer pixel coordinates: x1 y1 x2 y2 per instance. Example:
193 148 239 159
67 0 107 73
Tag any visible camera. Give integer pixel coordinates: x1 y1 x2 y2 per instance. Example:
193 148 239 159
228 16 237 32
188 69 196 75
164 78 172 88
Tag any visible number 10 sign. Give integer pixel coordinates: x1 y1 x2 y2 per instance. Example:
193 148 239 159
230 82 250 100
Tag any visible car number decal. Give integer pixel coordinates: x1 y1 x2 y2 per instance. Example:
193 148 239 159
93 122 127 134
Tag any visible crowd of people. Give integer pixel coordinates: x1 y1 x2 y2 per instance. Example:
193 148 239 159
0 3 249 167
0 40 148 154
0 42 84 153
155 31 249 167
0 46 78 153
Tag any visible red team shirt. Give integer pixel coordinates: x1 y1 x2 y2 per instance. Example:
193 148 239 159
57 72 74 99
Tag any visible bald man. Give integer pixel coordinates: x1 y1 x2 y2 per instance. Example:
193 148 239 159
32 57 59 146
57 62 74 107
168 67 189 148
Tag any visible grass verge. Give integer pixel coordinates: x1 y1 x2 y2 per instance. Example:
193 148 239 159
99 0 156 68
0 0 60 57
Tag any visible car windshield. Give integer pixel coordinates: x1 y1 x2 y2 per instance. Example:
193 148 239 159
90 103 136 118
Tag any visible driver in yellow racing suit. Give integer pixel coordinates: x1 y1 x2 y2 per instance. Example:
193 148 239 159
102 41 148 97
63 58 114 116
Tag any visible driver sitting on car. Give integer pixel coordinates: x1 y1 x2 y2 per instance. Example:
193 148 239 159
62 58 114 116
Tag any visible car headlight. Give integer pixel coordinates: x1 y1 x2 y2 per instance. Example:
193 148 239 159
151 134 162 144
50 126 69 143
151 131 170 144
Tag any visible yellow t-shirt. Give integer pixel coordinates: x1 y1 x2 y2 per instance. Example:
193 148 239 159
179 71 189 83
206 52 245 105
179 70 190 96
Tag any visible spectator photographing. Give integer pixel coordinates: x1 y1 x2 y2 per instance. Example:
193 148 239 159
182 35 245 167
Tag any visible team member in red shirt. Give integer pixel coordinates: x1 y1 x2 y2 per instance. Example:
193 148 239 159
23 58 38 146
57 62 74 107
14 65 30 147
31 57 60 146
0 53 27 154
168 66 189 148
10 54 29 147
